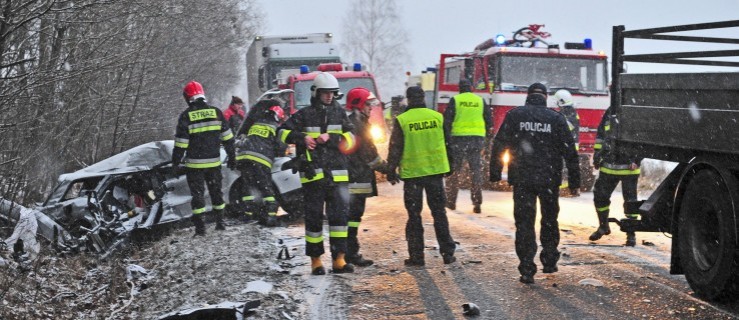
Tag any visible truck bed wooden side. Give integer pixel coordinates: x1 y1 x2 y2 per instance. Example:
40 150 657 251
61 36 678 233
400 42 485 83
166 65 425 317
616 72 739 163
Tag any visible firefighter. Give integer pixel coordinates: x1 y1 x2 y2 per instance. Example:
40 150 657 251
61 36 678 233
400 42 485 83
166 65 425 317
489 83 580 284
589 106 642 246
173 81 236 236
386 86 457 267
234 100 286 227
223 96 245 131
554 89 580 195
443 79 492 213
277 72 356 275
344 87 388 267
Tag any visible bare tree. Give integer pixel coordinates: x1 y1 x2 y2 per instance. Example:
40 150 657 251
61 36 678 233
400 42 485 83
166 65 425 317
340 0 411 97
0 0 263 205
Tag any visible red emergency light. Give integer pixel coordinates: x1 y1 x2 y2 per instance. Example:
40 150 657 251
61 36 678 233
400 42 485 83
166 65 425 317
317 63 343 72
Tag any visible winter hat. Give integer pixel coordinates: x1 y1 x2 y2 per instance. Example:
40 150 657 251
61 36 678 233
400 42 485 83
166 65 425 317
231 96 244 105
526 82 548 105
527 82 547 96
406 86 425 105
459 79 473 93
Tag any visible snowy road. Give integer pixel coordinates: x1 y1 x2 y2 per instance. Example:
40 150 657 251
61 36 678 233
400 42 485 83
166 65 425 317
286 182 739 319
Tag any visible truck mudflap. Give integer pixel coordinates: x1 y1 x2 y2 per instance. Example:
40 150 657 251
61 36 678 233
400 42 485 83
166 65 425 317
610 162 688 234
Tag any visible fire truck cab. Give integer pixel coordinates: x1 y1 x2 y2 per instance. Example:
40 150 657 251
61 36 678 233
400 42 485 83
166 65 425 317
278 63 388 142
435 25 610 191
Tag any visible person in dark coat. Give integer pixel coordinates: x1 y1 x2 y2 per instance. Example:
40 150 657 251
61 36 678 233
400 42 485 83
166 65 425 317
344 87 388 267
489 83 580 284
223 96 245 131
589 106 642 246
277 72 356 275
173 81 235 235
234 100 287 227
386 86 457 267
443 79 492 213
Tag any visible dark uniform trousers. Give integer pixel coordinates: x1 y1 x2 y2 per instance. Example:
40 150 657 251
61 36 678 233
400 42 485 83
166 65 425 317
304 179 349 258
445 137 484 206
348 194 367 256
593 172 638 218
513 184 560 276
404 175 456 260
186 167 224 213
238 161 278 220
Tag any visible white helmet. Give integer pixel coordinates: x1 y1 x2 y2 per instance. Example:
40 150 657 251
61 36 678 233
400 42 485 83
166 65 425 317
554 89 574 107
312 72 340 97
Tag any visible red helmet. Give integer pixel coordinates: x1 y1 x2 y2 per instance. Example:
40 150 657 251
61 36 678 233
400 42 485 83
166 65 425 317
183 81 205 101
345 87 379 111
269 105 286 121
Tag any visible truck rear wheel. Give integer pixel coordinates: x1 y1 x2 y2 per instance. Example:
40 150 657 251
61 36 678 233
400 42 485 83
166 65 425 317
678 169 739 300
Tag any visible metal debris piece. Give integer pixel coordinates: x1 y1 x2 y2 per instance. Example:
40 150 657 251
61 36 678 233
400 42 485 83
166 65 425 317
158 300 260 320
462 302 480 316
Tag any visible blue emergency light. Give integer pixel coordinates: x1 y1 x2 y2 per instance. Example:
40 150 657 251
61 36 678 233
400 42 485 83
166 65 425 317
495 34 507 45
353 63 362 71
584 38 592 49
300 65 309 74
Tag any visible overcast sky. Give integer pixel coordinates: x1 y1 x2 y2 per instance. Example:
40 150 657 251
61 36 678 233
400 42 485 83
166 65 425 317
254 0 738 95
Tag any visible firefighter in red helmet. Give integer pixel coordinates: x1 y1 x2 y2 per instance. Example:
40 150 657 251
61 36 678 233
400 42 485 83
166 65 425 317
233 100 287 227
344 87 388 267
173 81 236 236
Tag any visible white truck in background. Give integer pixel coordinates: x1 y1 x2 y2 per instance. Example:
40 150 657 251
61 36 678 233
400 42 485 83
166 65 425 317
246 33 340 106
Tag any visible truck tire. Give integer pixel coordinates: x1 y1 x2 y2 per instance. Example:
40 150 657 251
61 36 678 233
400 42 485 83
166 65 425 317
678 169 739 300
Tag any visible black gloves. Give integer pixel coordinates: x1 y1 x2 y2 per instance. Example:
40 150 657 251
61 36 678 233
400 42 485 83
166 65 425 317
227 156 236 170
281 157 300 173
281 155 316 180
301 161 317 180
489 171 502 182
386 169 400 185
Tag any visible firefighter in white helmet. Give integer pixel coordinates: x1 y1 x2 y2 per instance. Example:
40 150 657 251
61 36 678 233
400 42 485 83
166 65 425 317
554 89 581 196
277 72 356 275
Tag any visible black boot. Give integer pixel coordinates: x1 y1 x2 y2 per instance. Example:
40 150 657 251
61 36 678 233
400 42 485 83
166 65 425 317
625 232 636 246
346 254 374 267
214 210 226 231
191 215 206 236
589 210 611 241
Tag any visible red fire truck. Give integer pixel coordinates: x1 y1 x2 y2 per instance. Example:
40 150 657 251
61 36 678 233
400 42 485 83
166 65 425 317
277 62 388 142
434 25 609 190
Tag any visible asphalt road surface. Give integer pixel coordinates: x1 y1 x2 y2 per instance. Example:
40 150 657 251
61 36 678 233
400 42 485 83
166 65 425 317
281 182 739 320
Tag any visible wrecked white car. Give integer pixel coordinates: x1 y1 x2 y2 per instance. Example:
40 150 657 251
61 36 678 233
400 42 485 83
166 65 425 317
0 140 302 258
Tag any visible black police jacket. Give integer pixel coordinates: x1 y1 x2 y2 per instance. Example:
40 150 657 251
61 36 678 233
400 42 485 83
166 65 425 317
490 101 580 188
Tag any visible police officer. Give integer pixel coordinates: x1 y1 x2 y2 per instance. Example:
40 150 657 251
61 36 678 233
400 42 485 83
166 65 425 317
278 72 356 275
344 87 387 267
589 106 642 246
173 81 236 236
386 86 456 267
444 79 492 213
489 83 580 284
